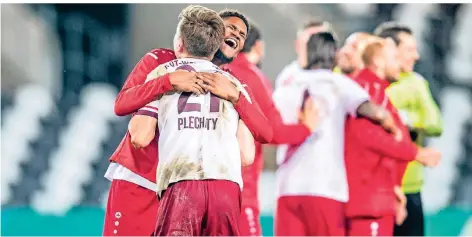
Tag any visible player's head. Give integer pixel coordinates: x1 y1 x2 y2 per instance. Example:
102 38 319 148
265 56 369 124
303 31 338 70
337 32 375 75
296 20 331 67
212 9 249 65
240 21 264 66
174 5 225 60
362 38 401 81
374 22 419 73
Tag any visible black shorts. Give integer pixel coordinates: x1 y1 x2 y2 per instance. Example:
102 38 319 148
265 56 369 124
394 192 425 236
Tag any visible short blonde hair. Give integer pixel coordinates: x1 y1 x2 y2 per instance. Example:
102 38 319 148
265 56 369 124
177 5 225 57
361 37 388 66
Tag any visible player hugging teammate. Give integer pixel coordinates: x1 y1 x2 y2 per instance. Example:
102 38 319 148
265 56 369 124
103 4 444 237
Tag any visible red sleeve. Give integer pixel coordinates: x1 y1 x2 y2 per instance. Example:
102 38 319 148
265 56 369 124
396 161 409 186
350 117 418 161
229 66 311 145
114 49 176 116
234 86 273 144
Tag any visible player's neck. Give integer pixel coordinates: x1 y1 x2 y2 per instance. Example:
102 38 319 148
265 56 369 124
365 65 386 80
244 52 259 65
179 52 212 61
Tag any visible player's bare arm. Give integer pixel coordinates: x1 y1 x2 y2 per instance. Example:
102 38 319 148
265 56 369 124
237 120 255 166
356 101 402 140
129 115 157 149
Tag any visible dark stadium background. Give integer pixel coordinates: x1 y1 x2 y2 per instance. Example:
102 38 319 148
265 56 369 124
1 3 471 236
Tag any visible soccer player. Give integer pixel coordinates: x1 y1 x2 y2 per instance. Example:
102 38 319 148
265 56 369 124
336 32 376 77
222 20 322 236
226 21 269 236
374 22 443 236
103 8 266 236
150 6 256 236
272 31 401 236
344 39 441 236
275 20 331 88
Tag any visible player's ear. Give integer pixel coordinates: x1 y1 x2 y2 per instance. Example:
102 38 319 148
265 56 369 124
294 39 300 55
173 34 184 55
254 40 265 59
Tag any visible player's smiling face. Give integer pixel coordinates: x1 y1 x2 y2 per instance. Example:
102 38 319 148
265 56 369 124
397 32 419 73
220 16 247 58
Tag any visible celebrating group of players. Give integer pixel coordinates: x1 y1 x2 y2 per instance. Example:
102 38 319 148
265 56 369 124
102 4 444 237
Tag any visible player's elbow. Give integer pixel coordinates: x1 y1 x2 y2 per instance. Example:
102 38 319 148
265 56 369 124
424 124 443 137
114 97 128 116
241 152 255 166
257 129 273 144
240 141 255 166
238 121 256 165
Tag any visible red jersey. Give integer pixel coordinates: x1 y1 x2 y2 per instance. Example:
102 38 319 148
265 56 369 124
109 48 176 182
110 49 273 183
344 69 418 218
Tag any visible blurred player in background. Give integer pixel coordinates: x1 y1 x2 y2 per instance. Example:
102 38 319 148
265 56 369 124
344 39 441 236
336 32 377 78
103 7 264 236
273 31 401 236
228 21 267 236
275 20 330 88
374 22 443 236
223 20 321 236
150 6 263 236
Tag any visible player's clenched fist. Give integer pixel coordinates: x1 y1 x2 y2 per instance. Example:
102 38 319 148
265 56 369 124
169 70 206 95
196 72 240 103
415 147 442 167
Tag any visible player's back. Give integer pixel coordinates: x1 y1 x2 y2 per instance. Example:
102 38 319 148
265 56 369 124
156 58 245 196
275 69 369 202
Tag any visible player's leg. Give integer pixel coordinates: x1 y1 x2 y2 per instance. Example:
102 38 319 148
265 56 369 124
154 181 206 236
301 196 346 236
102 180 159 236
394 192 425 236
239 205 262 236
204 180 242 236
347 215 394 236
274 196 307 236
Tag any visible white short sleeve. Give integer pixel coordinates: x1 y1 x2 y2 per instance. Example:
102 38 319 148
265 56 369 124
337 75 370 117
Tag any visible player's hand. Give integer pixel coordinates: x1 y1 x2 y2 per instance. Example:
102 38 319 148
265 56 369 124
395 202 408 225
169 70 205 95
197 72 240 103
415 147 441 167
394 185 408 225
299 97 320 132
394 186 407 206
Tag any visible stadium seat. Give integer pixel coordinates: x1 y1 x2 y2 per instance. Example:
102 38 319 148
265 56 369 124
392 4 434 53
31 83 117 214
446 4 472 85
424 88 472 213
1 85 53 205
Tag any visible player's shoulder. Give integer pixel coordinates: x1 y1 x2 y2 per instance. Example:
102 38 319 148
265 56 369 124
224 63 257 84
411 72 429 84
145 48 176 62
